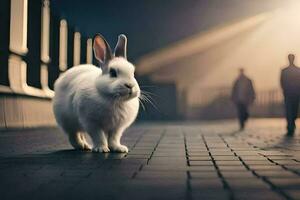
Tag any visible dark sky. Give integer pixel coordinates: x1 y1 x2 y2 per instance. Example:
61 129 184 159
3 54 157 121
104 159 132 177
51 0 286 61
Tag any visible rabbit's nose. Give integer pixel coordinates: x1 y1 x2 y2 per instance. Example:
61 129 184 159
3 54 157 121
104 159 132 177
124 83 134 89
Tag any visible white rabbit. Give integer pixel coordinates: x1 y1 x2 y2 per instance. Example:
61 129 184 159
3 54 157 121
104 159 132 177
53 34 140 153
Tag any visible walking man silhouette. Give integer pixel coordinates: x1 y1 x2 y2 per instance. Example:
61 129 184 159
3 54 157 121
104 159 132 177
231 68 256 130
280 54 300 136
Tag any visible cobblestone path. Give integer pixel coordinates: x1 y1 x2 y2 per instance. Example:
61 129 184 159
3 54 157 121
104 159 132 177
0 119 299 200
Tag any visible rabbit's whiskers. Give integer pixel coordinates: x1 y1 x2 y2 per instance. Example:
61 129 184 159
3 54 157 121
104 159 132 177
139 90 159 111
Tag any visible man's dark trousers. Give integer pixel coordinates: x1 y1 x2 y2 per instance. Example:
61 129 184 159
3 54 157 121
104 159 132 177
284 95 300 134
236 103 249 129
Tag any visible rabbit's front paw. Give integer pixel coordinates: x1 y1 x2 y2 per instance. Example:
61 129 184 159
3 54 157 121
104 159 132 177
92 146 110 153
83 143 92 151
109 144 128 153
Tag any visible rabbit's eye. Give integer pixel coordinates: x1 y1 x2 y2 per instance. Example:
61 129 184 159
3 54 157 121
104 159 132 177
109 68 117 78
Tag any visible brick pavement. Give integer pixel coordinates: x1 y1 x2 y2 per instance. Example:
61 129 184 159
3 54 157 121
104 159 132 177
0 119 299 200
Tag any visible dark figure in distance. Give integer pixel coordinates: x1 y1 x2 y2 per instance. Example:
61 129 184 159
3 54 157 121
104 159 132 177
280 54 300 136
231 68 256 130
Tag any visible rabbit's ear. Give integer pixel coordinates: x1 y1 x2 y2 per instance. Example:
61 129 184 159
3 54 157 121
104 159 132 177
93 34 112 64
114 34 127 59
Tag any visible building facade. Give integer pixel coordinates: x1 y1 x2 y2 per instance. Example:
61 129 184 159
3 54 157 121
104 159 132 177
0 0 93 128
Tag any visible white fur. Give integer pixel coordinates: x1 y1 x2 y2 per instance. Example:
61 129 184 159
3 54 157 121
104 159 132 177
53 58 140 153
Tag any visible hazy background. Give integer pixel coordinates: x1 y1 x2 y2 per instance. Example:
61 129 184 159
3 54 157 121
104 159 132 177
51 0 290 61
47 0 300 120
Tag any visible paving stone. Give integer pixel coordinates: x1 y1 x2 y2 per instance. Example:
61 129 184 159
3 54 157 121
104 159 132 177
235 151 260 156
218 165 248 171
61 169 92 178
259 151 288 156
221 171 255 179
141 165 187 171
212 156 239 161
275 160 300 165
189 160 214 166
191 191 231 200
215 160 244 166
189 171 219 179
128 149 153 155
243 160 274 165
133 146 155 150
233 189 285 200
285 165 300 170
239 155 270 160
248 165 283 170
190 179 224 190
284 189 300 200
265 155 294 160
256 170 299 178
187 152 210 156
135 171 186 179
227 178 271 190
209 151 235 156
187 156 211 161
148 159 187 166
268 178 300 189
187 165 217 171
154 151 186 155
126 154 150 159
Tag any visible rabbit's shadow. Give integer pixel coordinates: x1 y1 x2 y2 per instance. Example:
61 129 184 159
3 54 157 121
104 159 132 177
0 149 127 170
50 149 127 159
44 149 128 162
